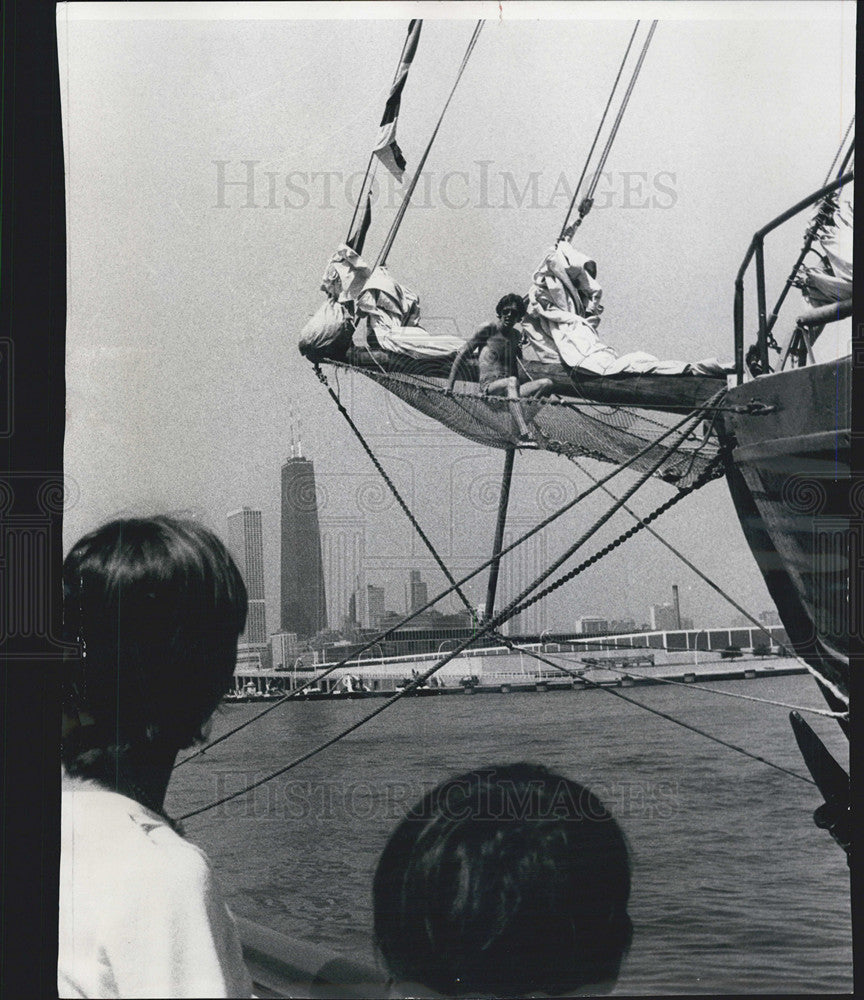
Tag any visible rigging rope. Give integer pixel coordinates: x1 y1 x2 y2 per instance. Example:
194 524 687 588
178 403 720 816
566 455 847 703
571 454 777 632
585 661 848 719
563 20 658 239
376 21 484 268
176 381 716 769
822 115 855 185
178 395 818 814
489 651 816 786
317 364 476 617
506 456 723 622
558 20 640 241
765 136 855 339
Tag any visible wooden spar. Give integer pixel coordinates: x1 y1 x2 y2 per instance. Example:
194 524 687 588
484 446 516 621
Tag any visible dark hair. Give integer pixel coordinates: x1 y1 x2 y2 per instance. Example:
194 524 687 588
61 516 247 777
373 763 632 998
495 293 527 319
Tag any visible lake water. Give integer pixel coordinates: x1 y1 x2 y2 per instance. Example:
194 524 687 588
167 667 851 995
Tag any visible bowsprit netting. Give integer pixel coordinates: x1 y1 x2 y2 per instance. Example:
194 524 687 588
328 351 722 490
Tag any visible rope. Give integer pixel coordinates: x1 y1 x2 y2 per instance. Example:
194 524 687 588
822 116 855 185
320 366 552 666
565 455 847 704
765 137 855 340
565 20 658 238
491 652 816 786
178 402 816 816
376 21 484 268
316 365 476 616
178 402 714 815
176 391 719 769
507 456 724 621
570 456 776 638
558 20 640 240
582 660 847 719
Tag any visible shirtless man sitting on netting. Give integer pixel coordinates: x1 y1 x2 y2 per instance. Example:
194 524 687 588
446 293 554 440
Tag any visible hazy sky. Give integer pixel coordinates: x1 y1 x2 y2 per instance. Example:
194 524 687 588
58 1 855 634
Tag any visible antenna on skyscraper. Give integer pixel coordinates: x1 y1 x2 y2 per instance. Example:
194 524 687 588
288 406 297 459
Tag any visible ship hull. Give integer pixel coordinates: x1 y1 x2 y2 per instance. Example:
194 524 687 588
719 356 850 709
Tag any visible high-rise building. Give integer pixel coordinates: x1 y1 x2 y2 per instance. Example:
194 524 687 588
354 582 386 630
281 453 327 639
497 521 548 635
321 516 365 631
271 631 299 669
408 569 428 613
226 507 267 645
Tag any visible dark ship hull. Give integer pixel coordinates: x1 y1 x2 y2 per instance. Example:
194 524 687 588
719 355 850 717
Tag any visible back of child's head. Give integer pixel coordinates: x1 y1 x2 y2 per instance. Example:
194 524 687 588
373 762 632 998
61 516 247 773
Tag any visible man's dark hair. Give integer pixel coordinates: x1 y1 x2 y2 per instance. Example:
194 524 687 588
373 762 632 998
61 516 247 776
495 293 527 319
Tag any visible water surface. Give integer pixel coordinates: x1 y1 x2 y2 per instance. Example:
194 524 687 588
167 669 851 994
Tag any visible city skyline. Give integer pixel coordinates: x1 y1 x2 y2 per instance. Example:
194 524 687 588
60 12 854 639
220 487 783 654
223 491 716 643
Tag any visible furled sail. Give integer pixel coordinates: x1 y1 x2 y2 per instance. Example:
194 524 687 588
798 191 854 306
524 240 730 377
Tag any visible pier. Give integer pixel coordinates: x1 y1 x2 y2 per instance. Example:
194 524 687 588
227 638 807 702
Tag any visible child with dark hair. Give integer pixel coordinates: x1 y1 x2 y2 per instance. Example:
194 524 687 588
373 763 632 998
59 516 252 998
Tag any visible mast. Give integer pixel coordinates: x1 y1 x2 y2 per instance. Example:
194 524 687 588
483 446 516 622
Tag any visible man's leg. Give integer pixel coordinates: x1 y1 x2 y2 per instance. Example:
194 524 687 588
484 376 533 439
518 377 554 398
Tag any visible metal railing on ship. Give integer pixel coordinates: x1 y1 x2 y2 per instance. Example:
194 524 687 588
733 168 853 383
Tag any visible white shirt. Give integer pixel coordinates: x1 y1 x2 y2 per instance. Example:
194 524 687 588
59 773 252 998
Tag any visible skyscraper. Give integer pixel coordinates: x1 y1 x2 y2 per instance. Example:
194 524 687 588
498 520 548 635
281 453 327 638
408 569 428 613
321 516 365 630
353 581 386 630
226 507 267 645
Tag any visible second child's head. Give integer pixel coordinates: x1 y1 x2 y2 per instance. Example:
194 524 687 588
61 516 247 776
373 763 632 998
